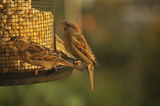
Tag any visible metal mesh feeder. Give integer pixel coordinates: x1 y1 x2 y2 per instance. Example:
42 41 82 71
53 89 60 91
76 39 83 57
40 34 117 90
0 0 73 86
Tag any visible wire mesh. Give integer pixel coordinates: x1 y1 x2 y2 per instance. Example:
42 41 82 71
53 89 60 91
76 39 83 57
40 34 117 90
0 0 55 73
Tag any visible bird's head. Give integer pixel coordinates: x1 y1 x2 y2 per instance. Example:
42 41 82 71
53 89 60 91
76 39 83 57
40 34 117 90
61 21 81 34
8 36 31 52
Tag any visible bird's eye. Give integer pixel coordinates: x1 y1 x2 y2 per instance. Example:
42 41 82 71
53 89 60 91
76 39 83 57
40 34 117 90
15 39 18 42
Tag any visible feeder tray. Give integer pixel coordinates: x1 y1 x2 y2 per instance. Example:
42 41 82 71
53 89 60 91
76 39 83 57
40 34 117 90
0 0 74 86
0 57 74 86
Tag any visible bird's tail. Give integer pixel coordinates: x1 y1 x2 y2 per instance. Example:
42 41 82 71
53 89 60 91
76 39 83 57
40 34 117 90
87 64 95 91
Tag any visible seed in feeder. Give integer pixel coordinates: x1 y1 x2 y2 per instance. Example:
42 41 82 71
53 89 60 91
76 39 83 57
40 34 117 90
4 25 11 30
8 15 18 23
0 0 7 3
3 8 13 15
6 2 15 8
3 30 8 35
0 30 3 35
0 0 54 72
22 3 31 10
0 4 3 9
2 68 9 73
2 37 10 41
11 23 20 30
29 16 37 22
0 23 4 28
29 8 36 14
17 10 24 17
25 0 31 5
13 30 19 36
22 26 27 33
1 18 7 23
18 17 25 26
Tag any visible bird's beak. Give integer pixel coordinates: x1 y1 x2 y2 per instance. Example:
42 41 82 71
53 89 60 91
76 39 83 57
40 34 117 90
6 40 13 45
60 23 67 28
6 40 14 50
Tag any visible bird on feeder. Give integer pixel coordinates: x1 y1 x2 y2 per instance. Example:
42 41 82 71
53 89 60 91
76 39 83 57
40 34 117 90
61 21 99 91
7 36 84 75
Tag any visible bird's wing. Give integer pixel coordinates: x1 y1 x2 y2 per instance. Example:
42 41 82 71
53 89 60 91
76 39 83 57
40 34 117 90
56 34 64 44
72 34 99 66
26 42 58 61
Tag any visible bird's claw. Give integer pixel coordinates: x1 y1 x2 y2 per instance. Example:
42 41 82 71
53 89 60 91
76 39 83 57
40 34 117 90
74 60 81 66
53 67 58 72
20 60 25 68
34 68 43 75
35 69 39 75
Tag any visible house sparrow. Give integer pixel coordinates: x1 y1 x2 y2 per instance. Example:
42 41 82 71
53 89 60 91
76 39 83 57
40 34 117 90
52 34 69 57
61 21 99 91
7 36 84 75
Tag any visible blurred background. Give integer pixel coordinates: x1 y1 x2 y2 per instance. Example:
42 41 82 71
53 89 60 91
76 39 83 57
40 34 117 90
1 0 160 106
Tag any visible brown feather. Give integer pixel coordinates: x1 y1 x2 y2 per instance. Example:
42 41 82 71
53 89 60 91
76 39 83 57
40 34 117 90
73 34 99 66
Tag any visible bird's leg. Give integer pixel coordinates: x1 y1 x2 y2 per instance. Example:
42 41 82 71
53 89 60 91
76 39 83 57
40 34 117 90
34 68 43 75
35 69 39 75
20 60 23 67
74 60 81 66
53 67 58 72
20 60 24 67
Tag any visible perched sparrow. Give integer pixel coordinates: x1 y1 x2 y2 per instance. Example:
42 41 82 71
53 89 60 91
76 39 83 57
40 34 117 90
61 21 99 91
52 34 69 57
8 36 84 75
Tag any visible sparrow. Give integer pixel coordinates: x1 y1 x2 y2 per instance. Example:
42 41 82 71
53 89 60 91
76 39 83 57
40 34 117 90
61 21 99 91
52 34 69 57
7 36 84 75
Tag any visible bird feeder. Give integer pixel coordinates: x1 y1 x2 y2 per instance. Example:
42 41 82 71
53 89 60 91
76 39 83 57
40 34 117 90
0 0 73 86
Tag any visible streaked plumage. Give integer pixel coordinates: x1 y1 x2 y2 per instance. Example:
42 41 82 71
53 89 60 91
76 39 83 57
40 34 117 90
61 21 99 91
8 36 84 75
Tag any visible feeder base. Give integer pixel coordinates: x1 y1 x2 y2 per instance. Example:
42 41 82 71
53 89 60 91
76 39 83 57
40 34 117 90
0 57 75 86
